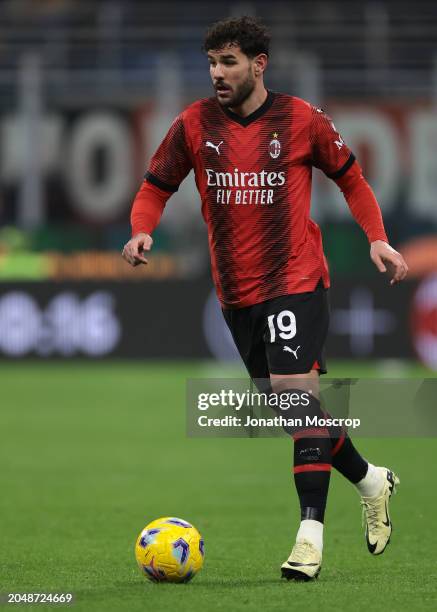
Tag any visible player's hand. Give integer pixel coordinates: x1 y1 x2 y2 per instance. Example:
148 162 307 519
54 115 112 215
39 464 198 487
370 240 408 285
122 232 153 266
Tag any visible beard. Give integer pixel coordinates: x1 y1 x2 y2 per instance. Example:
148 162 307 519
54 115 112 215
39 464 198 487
215 71 256 108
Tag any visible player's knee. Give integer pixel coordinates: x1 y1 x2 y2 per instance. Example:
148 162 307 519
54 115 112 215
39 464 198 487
268 387 324 436
269 372 319 397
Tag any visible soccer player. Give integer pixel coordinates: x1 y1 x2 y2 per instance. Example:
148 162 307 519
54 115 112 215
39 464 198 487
122 16 408 581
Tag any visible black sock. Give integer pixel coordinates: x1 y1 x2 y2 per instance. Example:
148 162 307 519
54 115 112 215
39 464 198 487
330 433 368 483
319 392 369 484
271 387 334 524
286 391 333 524
293 433 332 523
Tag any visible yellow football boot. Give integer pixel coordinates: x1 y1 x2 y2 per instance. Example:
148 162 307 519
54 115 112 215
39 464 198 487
361 467 400 555
281 539 322 581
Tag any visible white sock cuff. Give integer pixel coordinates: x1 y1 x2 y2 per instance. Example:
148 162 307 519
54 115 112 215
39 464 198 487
296 519 324 554
355 463 384 497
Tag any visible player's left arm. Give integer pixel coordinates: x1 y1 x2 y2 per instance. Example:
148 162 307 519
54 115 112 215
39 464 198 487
333 163 408 285
310 105 408 285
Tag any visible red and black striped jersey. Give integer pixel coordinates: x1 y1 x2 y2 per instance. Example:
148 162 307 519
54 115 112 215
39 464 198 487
141 91 368 308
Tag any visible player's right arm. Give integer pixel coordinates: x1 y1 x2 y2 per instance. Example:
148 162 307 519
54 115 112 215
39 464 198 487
122 113 193 266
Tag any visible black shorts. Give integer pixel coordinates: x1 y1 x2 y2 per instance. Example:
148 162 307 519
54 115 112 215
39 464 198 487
222 280 329 381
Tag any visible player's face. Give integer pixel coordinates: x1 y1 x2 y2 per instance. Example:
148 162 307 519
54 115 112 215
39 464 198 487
207 45 257 108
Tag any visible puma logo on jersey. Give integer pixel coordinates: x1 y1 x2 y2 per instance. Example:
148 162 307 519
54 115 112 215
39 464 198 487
283 345 301 359
206 140 223 155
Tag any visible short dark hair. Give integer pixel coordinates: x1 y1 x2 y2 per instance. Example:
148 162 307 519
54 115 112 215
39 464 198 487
203 16 270 58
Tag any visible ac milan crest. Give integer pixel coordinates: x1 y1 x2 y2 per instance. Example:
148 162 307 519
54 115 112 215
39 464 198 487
269 132 281 159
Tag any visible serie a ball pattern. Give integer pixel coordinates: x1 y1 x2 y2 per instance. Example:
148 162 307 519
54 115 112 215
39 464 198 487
135 517 204 583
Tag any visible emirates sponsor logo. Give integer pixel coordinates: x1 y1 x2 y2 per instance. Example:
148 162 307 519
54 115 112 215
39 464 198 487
205 168 286 188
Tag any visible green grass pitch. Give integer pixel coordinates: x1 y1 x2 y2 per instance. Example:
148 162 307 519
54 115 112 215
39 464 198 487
0 361 436 611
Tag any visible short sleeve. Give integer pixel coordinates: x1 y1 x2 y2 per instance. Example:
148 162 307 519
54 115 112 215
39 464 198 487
310 106 355 179
145 114 193 192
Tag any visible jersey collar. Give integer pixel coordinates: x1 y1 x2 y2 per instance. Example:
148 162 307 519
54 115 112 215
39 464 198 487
220 89 275 127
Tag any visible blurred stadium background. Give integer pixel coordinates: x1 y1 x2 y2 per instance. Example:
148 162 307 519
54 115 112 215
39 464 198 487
0 0 435 371
1 2 437 609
